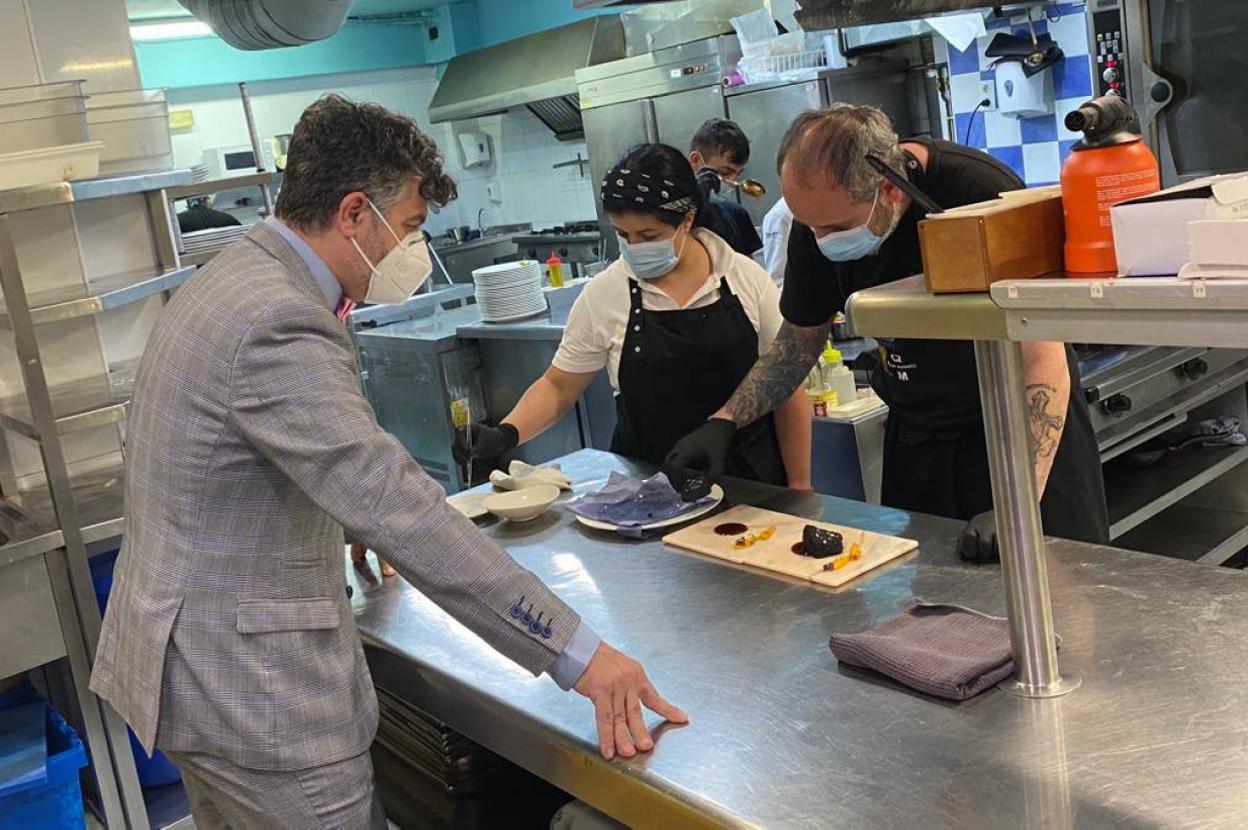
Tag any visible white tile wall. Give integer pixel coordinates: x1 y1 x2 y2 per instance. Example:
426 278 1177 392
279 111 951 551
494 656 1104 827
166 66 598 236
1022 142 1061 184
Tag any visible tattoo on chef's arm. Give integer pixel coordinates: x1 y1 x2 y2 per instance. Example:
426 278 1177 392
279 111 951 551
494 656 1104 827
1026 382 1065 495
720 320 831 426
1026 384 1064 459
1021 341 1071 497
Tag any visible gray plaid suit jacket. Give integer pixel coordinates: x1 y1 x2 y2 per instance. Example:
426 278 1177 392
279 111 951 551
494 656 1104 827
90 222 579 771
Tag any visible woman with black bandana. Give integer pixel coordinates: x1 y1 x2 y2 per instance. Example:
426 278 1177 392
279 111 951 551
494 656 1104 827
455 144 811 489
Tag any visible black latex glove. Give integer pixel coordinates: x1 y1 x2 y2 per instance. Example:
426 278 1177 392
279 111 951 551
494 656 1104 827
695 166 722 202
452 422 519 466
662 417 737 501
958 510 1000 564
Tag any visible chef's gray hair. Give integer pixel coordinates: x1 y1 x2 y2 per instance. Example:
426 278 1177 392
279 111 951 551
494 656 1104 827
777 104 906 204
276 94 457 231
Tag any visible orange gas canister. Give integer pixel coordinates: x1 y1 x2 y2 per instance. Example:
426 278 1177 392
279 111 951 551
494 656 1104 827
1060 95 1160 276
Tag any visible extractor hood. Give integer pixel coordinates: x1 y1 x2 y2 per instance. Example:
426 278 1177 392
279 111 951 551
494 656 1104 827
428 16 626 140
794 0 1014 29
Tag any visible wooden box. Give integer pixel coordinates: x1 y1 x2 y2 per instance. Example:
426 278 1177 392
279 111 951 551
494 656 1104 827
918 186 1065 294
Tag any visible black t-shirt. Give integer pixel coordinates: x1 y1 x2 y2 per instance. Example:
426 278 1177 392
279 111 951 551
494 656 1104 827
780 139 1022 427
703 195 763 256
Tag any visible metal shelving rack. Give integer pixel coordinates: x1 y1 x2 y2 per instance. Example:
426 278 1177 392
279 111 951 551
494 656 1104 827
845 273 1248 699
164 172 274 267
0 169 193 830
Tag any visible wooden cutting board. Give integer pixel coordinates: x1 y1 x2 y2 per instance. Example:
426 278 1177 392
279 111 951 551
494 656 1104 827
662 504 918 588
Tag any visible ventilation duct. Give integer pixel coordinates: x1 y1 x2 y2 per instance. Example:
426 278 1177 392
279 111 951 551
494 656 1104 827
177 0 353 50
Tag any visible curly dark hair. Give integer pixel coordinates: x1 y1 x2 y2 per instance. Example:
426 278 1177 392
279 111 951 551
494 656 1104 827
275 93 458 230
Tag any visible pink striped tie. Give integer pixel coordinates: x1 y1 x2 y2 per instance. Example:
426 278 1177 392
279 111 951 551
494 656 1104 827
335 297 356 323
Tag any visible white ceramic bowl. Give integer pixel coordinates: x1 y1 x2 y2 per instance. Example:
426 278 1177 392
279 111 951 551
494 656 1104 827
481 484 560 522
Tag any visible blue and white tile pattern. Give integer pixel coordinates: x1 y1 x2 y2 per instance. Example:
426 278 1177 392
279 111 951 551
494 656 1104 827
935 2 1095 187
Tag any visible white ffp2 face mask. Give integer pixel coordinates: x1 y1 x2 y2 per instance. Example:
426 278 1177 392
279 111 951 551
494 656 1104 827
351 200 432 304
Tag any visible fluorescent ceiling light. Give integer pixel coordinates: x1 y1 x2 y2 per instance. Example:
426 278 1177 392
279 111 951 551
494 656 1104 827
129 19 213 41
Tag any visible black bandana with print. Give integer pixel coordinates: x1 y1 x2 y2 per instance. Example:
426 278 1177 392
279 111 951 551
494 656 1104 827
601 164 699 218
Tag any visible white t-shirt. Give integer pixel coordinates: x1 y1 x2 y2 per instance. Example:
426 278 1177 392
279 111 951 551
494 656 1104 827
761 197 793 289
553 228 784 391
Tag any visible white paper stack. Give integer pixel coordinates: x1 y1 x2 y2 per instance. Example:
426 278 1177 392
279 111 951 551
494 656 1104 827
472 260 546 323
1178 218 1248 280
1111 172 1248 277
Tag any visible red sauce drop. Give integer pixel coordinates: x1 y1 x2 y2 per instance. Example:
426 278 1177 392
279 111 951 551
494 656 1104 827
714 522 749 536
791 542 809 556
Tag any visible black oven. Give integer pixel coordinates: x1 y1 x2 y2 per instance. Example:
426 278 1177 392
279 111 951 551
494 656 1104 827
1087 0 1248 185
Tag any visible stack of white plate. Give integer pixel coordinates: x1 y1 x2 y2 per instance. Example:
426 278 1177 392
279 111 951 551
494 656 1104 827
472 261 547 323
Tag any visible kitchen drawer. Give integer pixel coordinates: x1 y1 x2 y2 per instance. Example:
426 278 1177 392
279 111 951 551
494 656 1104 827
0 555 67 677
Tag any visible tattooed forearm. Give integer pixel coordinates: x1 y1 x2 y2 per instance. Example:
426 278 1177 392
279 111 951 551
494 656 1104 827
721 320 830 426
1021 341 1072 498
1026 383 1064 461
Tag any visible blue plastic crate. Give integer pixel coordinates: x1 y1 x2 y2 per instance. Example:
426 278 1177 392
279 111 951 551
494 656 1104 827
0 706 88 830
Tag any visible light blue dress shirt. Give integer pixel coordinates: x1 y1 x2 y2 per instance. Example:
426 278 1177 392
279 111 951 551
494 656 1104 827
267 217 600 689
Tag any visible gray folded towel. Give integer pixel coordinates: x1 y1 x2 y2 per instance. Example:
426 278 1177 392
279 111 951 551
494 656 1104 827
829 603 1033 701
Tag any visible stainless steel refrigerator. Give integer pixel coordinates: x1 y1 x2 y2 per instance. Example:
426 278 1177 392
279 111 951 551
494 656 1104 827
576 35 914 252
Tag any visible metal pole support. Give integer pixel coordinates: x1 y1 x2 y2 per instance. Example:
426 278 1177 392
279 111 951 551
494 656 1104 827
973 340 1080 698
238 82 275 217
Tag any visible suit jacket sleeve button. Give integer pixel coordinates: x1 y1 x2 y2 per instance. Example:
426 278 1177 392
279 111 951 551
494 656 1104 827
541 626 553 639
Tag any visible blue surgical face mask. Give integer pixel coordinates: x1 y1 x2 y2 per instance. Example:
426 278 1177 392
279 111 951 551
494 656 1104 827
618 225 689 280
816 190 888 263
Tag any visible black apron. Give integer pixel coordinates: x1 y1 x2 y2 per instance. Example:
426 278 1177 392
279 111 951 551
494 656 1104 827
879 346 1109 544
610 276 787 486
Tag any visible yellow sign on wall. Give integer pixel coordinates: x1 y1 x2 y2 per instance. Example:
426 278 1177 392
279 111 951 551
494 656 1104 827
169 109 194 131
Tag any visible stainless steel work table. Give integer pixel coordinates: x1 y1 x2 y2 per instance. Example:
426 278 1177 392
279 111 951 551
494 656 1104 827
351 449 1248 829
846 274 1248 699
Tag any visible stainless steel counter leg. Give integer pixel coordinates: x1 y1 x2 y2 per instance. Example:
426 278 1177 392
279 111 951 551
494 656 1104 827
973 340 1080 698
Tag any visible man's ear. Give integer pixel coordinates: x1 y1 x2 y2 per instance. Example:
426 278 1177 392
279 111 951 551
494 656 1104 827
337 191 370 237
880 178 907 207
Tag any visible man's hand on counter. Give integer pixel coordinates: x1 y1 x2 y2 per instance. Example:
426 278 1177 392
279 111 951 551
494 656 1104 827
662 418 737 501
574 642 687 761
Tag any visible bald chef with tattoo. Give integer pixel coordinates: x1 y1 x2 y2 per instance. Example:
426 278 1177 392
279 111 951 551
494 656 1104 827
664 105 1109 559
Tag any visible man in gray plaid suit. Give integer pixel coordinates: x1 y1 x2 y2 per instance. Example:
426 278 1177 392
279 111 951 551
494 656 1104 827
90 95 685 829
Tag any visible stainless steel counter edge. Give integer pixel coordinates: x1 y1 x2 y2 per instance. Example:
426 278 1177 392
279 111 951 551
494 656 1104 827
363 645 741 830
844 274 1009 341
457 314 568 342
351 450 1248 829
847 275 1248 349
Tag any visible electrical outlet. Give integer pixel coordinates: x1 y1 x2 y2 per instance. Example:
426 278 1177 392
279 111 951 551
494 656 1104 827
979 81 997 111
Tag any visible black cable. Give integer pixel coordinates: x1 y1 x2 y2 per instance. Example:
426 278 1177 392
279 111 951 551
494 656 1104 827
964 97 992 146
